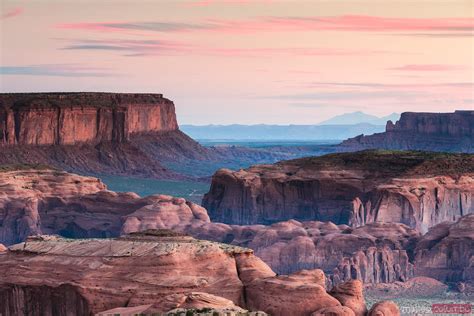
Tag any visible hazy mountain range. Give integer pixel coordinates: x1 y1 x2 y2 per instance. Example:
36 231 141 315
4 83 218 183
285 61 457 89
318 111 400 125
182 112 400 141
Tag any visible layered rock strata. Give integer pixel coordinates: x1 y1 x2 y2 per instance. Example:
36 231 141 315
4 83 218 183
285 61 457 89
0 232 381 316
414 214 474 287
0 93 323 179
202 151 474 232
0 93 178 145
340 111 474 153
1 166 472 291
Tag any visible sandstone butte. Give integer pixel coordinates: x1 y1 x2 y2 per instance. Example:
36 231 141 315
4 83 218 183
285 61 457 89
0 166 473 295
339 110 474 153
0 232 398 316
202 150 474 233
0 93 297 179
0 92 178 145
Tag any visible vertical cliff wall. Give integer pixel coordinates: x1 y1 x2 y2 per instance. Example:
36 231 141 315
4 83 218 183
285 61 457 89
202 151 474 232
0 93 178 146
386 111 473 137
340 111 474 153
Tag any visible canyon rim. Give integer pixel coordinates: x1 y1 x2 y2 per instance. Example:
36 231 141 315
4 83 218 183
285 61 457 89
1 0 473 315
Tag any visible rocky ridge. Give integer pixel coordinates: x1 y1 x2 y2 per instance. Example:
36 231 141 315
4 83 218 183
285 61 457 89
340 111 474 153
0 232 392 316
0 166 472 294
202 150 474 233
0 93 320 179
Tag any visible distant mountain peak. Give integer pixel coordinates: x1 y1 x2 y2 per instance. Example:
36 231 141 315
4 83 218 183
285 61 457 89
318 112 400 125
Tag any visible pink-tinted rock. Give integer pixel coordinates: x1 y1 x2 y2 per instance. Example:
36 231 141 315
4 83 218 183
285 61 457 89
368 301 400 316
341 110 474 153
0 233 251 314
0 93 178 146
312 306 356 316
329 280 367 316
414 214 474 285
246 271 341 316
364 277 448 299
0 168 158 245
0 232 384 316
97 292 267 316
203 151 474 233
0 244 6 252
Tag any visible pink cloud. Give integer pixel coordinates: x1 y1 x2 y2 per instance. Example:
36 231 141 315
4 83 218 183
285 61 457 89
1 8 23 19
59 38 389 57
56 15 474 34
389 64 467 71
263 15 474 32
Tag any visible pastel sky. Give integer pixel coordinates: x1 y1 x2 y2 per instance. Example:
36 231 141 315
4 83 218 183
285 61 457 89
1 0 473 124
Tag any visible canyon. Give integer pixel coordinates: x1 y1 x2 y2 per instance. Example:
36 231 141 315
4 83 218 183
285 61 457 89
203 151 474 232
0 231 393 316
0 93 328 180
0 166 472 297
340 111 474 153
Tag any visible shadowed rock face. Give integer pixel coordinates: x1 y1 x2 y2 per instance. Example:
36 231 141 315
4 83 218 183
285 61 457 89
202 151 474 232
0 167 471 293
0 233 381 316
0 93 308 179
414 214 474 286
340 111 474 153
0 167 155 245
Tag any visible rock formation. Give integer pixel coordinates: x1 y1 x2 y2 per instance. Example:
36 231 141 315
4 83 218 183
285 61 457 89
339 111 474 153
122 198 421 283
98 292 267 315
0 93 300 179
0 166 154 245
0 167 414 282
367 301 400 316
1 166 472 293
202 151 474 232
414 214 474 287
312 306 356 316
0 232 383 316
0 93 178 145
329 280 367 316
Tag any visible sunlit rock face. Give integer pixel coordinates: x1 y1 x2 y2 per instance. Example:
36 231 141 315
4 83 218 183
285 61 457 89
0 232 383 316
0 92 178 145
340 111 474 153
203 151 474 232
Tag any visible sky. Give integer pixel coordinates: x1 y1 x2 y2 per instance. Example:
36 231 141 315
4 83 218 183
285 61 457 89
0 0 473 125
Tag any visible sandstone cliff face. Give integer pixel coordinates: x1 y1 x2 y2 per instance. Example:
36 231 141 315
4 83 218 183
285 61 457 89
0 93 308 179
414 214 474 286
1 167 472 294
0 93 178 146
0 167 154 245
202 151 474 232
121 194 421 285
0 233 377 316
340 111 474 153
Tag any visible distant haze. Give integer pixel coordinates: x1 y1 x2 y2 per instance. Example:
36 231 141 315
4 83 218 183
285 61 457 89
181 111 398 140
1 1 472 124
318 111 400 125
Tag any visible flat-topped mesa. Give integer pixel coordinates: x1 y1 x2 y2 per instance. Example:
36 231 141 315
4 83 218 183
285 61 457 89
0 92 178 146
202 150 474 232
385 111 473 136
341 110 474 153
